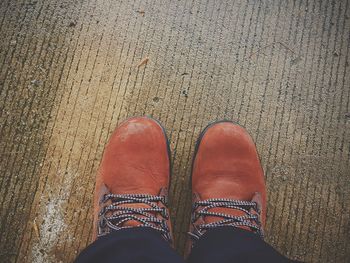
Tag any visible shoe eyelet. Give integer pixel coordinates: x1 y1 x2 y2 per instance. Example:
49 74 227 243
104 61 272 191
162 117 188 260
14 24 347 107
161 208 169 219
162 196 168 206
99 216 107 228
191 211 199 223
161 220 168 229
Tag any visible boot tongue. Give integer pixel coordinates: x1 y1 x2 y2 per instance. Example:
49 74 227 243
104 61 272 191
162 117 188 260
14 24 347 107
204 207 246 224
100 184 163 228
203 208 252 233
116 203 156 227
201 193 262 233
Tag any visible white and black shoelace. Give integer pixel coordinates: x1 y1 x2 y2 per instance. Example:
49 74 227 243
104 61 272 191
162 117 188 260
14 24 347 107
189 198 264 241
98 193 171 242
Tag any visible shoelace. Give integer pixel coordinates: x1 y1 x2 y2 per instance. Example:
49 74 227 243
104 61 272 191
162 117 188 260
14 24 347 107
98 193 171 242
189 198 263 241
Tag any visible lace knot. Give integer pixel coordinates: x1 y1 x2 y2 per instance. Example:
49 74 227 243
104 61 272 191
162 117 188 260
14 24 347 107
189 198 263 242
98 193 171 242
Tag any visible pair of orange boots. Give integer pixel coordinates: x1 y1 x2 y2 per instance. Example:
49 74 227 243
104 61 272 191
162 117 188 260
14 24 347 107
93 117 266 255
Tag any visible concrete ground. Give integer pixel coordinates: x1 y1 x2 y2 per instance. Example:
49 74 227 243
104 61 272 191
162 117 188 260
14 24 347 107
1 0 349 262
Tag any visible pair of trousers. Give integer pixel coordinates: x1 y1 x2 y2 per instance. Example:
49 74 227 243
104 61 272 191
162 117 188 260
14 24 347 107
75 226 293 263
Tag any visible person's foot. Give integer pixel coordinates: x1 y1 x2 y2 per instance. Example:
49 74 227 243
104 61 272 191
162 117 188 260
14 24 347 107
93 117 173 243
187 121 266 253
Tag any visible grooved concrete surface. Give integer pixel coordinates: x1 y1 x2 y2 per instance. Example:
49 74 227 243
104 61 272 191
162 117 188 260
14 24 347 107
0 0 349 262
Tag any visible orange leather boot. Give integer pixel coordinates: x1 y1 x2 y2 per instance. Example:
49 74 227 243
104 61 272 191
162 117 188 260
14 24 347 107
93 117 173 244
187 121 266 254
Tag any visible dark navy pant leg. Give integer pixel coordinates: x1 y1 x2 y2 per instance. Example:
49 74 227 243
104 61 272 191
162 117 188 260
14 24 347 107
187 227 294 263
75 228 184 263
